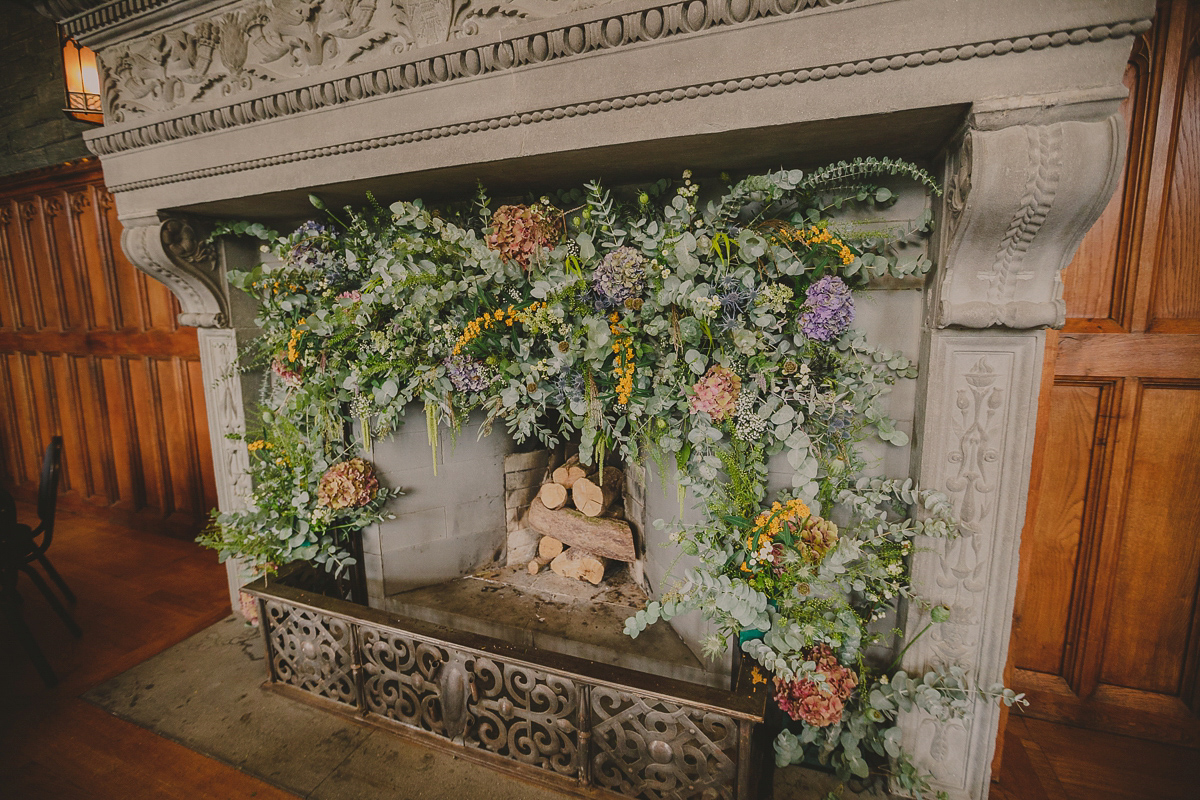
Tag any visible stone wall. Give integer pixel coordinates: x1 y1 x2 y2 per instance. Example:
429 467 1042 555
0 4 91 177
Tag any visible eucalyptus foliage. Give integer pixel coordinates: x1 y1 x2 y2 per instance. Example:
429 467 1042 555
205 161 1024 796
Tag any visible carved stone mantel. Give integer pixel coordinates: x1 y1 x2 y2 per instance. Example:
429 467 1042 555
36 0 1156 796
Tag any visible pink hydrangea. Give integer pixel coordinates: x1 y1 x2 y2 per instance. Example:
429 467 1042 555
272 357 302 388
773 644 859 727
317 458 380 509
486 204 560 269
691 365 741 422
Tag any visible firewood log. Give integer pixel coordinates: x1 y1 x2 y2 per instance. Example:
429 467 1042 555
537 481 569 510
527 556 551 574
538 535 565 560
572 466 623 517
551 455 591 489
550 547 607 585
527 498 636 562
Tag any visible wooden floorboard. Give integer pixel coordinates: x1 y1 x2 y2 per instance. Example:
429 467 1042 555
993 715 1195 800
2 503 1194 799
0 503 297 800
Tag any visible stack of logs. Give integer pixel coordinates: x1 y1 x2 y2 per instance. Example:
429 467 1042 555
526 456 636 585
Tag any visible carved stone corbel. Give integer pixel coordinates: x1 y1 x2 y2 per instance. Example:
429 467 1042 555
932 89 1126 330
120 213 229 327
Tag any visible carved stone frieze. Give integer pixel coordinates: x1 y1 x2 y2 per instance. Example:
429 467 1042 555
933 93 1127 330
120 214 228 327
97 0 622 122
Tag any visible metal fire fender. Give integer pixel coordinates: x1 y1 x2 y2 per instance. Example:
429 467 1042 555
243 578 771 800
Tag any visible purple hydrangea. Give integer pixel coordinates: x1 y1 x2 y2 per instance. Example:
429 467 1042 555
592 247 647 308
799 276 855 342
444 354 492 393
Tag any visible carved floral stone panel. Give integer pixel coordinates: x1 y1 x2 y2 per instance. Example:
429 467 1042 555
899 332 1043 800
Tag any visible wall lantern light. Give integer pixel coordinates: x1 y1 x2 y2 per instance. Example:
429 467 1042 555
61 34 103 125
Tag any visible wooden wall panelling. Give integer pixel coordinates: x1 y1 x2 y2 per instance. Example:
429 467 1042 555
1060 37 1153 329
0 159 216 535
1010 379 1112 676
1133 0 1199 333
1099 383 1200 695
1009 0 1200 752
98 354 137 509
1149 8 1200 331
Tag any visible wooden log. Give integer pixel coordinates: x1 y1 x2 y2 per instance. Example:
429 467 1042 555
538 535 565 561
527 556 551 574
572 466 624 517
538 481 569 510
552 455 591 489
550 547 607 585
527 498 636 562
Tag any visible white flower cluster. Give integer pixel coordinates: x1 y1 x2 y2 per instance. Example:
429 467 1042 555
756 283 794 314
734 392 768 440
691 295 722 320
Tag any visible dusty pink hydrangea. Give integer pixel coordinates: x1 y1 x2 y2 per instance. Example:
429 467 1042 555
271 356 302 388
486 204 560 269
317 458 380 509
774 644 859 727
691 365 742 422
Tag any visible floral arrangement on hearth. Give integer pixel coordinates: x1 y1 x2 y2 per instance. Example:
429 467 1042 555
202 160 1025 798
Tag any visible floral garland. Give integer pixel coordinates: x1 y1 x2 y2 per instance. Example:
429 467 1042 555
205 160 1024 797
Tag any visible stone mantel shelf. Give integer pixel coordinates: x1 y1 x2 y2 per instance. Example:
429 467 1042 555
39 0 1158 798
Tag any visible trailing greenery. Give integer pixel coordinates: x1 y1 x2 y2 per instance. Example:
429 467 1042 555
203 163 1024 796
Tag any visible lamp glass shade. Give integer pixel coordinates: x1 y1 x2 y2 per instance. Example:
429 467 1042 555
62 37 103 125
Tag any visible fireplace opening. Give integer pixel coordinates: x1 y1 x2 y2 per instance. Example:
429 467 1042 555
359 412 731 688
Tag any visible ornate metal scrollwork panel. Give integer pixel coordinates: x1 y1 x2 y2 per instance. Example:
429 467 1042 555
259 596 749 800
263 600 356 706
468 656 579 776
359 625 448 736
590 687 737 800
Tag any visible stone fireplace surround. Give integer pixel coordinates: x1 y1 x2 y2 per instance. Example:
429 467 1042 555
31 0 1155 796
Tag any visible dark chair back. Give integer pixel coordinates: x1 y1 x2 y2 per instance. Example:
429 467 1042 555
36 437 63 540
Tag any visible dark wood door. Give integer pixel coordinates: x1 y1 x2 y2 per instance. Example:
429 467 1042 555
0 159 218 535
1009 0 1200 748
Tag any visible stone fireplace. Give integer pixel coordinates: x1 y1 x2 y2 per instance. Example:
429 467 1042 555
38 0 1156 796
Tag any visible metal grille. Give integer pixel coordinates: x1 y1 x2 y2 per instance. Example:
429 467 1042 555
263 600 356 706
251 586 762 800
591 688 737 800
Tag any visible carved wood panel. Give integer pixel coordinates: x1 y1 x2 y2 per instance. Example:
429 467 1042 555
1011 0 1200 749
0 160 217 534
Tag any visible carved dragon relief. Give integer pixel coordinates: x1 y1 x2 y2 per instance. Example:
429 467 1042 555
99 0 612 121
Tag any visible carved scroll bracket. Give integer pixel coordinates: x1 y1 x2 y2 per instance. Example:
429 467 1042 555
120 213 229 328
932 89 1126 330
